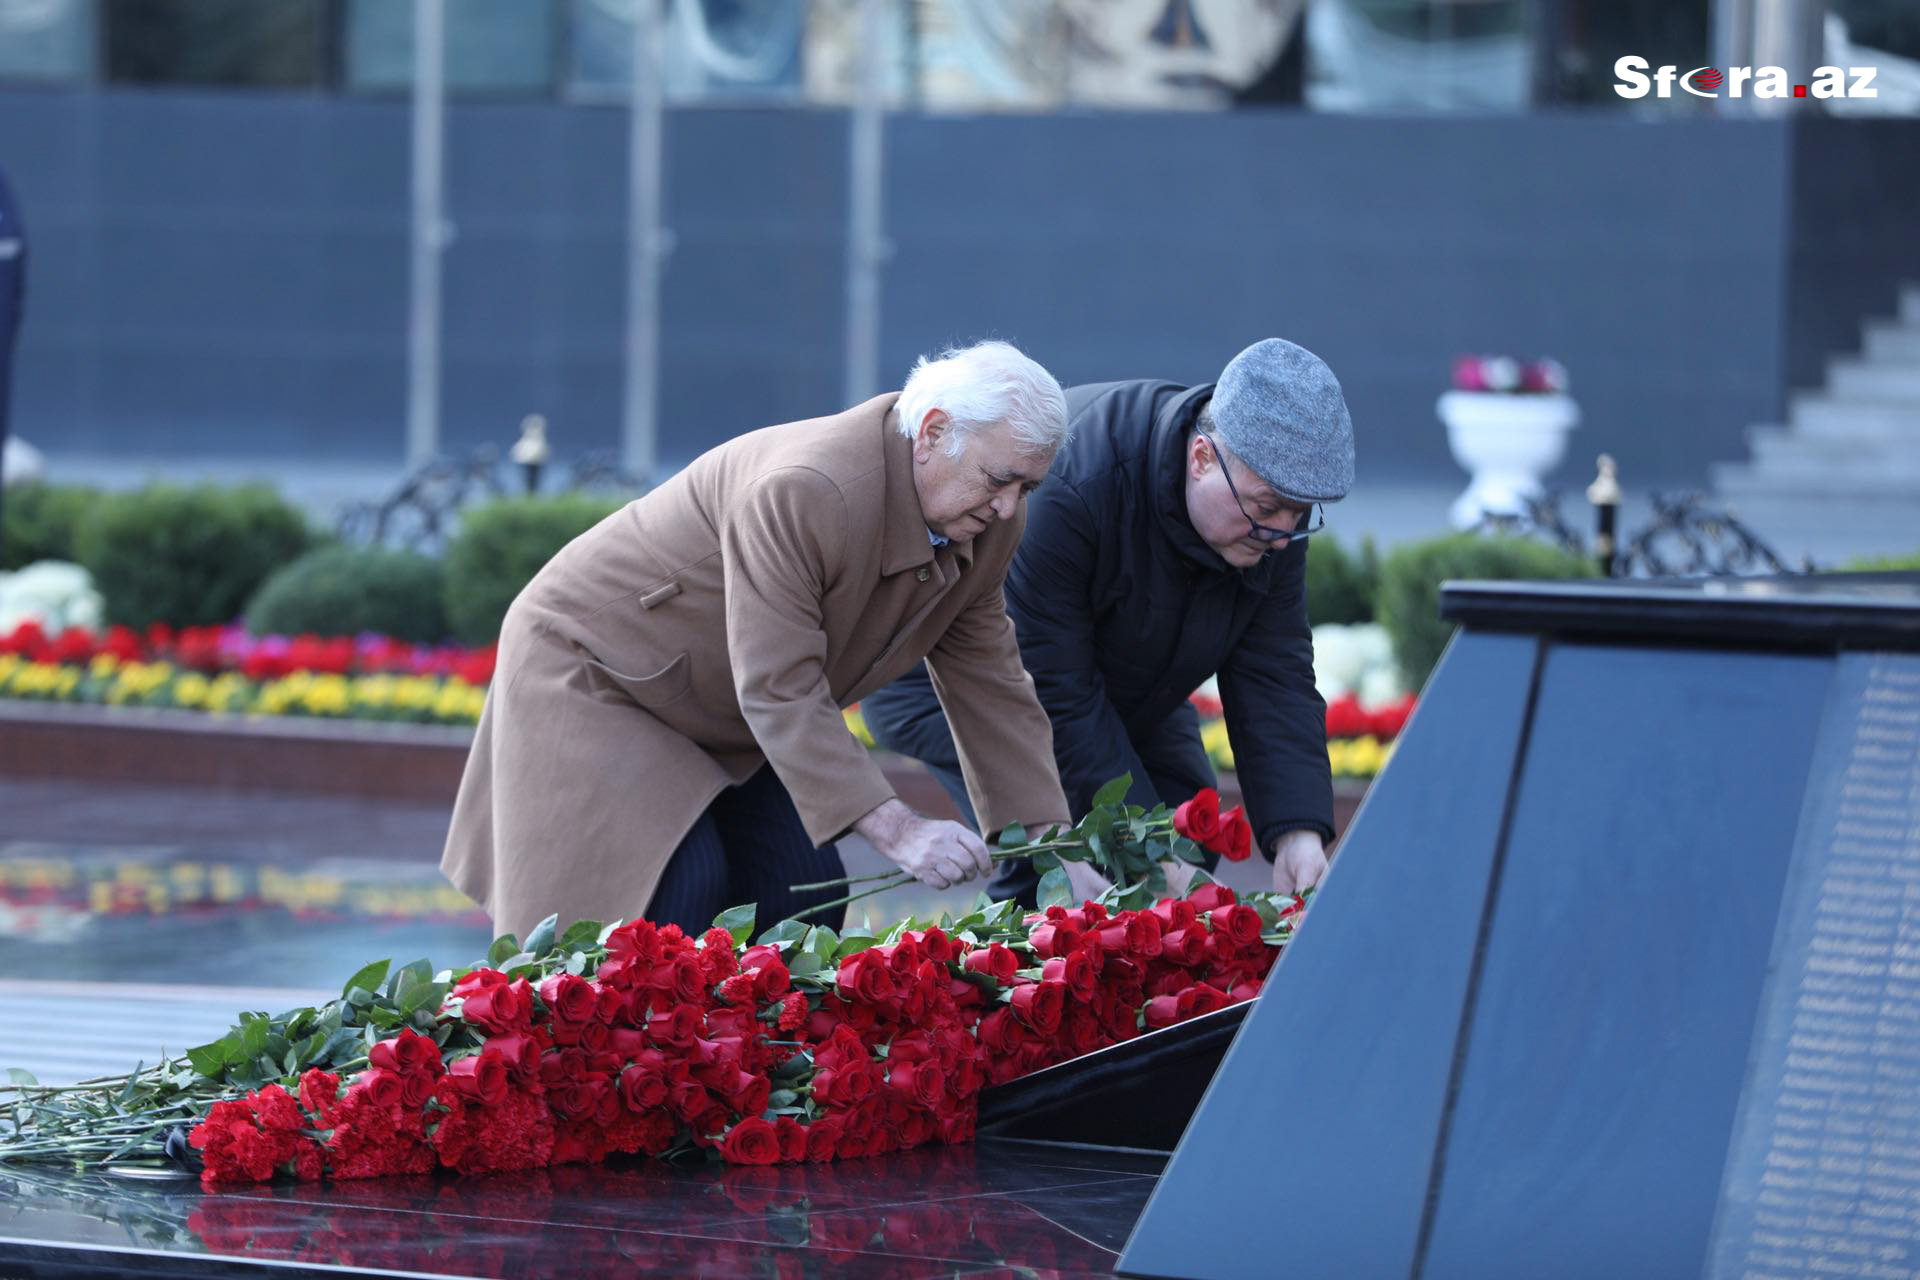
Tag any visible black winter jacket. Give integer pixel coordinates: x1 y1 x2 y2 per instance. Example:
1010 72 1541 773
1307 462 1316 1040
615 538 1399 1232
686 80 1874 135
1001 379 1334 853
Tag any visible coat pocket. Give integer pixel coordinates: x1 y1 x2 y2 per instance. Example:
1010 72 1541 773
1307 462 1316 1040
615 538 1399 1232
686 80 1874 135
584 651 694 708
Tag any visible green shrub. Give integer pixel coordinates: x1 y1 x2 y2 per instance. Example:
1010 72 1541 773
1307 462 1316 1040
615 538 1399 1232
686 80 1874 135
3 483 102 571
442 494 624 646
1840 550 1920 572
245 544 448 643
1377 532 1597 691
72 484 313 630
1306 534 1379 625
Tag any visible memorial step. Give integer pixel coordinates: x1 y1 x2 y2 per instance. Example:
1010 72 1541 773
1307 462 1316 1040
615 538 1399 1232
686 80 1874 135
1708 459 1920 501
1746 424 1920 473
1828 358 1920 402
1864 321 1920 363
1788 392 1920 438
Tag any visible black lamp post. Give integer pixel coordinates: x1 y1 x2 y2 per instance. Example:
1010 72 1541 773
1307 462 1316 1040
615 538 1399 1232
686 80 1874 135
511 414 549 496
1587 453 1622 578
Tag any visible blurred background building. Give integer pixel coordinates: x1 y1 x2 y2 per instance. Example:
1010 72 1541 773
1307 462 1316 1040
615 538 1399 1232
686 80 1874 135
0 0 1917 548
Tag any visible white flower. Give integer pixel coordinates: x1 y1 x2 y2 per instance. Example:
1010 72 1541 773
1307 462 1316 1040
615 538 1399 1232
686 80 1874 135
0 560 103 634
1358 665 1409 709
1482 356 1522 392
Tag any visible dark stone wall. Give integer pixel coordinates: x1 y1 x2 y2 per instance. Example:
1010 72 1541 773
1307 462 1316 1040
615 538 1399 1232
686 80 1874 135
0 88 1909 484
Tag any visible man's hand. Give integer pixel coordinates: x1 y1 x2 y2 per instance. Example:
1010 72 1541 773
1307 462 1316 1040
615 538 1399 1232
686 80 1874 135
855 799 992 889
1158 859 1198 899
1271 830 1328 895
1063 859 1114 905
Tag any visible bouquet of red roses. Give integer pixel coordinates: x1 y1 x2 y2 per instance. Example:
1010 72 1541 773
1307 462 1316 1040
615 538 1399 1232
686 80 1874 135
793 777 1261 919
0 880 1305 1187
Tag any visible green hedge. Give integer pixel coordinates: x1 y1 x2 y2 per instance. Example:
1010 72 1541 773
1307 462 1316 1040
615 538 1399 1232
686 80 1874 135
1306 534 1379 626
1377 532 1596 691
245 544 448 644
442 494 625 646
3 483 102 571
1841 550 1920 572
72 485 313 630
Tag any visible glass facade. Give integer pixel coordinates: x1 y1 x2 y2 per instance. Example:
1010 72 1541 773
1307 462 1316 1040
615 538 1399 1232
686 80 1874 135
0 0 1910 116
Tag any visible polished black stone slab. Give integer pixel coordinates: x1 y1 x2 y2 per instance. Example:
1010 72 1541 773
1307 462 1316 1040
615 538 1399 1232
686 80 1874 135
1440 571 1920 650
0 1139 1162 1279
1124 575 1884 1277
977 1003 1249 1153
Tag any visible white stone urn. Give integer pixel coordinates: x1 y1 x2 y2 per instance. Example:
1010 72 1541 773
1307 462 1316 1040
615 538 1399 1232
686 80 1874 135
1436 390 1581 529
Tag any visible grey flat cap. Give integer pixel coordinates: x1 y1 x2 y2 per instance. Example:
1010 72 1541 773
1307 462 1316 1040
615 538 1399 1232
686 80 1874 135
1209 338 1355 504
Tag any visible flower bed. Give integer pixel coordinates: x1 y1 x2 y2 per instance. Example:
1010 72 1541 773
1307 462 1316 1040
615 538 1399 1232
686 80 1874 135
3 621 1414 780
0 621 493 726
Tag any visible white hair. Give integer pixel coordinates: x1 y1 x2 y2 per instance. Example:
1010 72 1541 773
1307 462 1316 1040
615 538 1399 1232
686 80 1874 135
893 340 1070 458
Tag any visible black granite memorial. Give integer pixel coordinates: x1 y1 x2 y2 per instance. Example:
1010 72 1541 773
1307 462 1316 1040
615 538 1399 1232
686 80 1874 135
1120 572 1920 1280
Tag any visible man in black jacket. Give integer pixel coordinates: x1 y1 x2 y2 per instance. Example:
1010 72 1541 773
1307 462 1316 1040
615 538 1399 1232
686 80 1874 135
861 338 1353 905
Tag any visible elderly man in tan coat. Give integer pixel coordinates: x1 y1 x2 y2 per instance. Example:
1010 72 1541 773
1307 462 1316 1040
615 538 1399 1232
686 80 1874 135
442 341 1082 939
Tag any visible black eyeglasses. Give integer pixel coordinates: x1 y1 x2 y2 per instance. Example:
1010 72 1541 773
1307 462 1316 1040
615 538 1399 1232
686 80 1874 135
1200 432 1326 545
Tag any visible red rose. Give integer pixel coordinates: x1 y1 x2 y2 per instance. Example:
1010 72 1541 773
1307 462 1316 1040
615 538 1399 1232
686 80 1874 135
648 1003 701 1046
448 1050 509 1106
619 1059 671 1111
1027 920 1082 958
1172 789 1222 843
1152 897 1199 931
355 1067 407 1110
836 951 897 1005
1040 952 1097 1002
1160 927 1207 968
369 1028 442 1078
1186 884 1237 913
1209 904 1264 948
451 968 506 997
400 1070 436 1108
460 978 533 1033
1215 806 1254 861
961 944 1018 985
918 927 956 965
539 973 600 1024
1143 995 1182 1029
1177 983 1231 1019
753 957 791 1001
776 1116 808 1163
805 1115 845 1162
976 1008 1021 1056
1008 980 1067 1037
483 1031 541 1083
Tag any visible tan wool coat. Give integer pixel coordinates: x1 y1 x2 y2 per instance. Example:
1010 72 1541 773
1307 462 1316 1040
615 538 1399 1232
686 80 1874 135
440 393 1072 938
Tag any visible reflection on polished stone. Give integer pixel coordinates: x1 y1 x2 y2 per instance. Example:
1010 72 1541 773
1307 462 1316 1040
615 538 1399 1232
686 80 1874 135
0 1139 1160 1278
